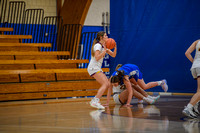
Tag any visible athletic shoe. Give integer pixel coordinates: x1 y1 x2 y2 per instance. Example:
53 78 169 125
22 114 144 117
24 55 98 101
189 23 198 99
90 98 105 110
143 105 160 116
90 110 104 121
143 97 156 105
193 102 200 116
138 99 143 104
161 79 168 92
148 95 160 101
183 118 199 133
182 106 198 118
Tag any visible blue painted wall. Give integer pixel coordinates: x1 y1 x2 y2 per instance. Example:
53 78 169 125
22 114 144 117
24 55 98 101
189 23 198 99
109 0 200 93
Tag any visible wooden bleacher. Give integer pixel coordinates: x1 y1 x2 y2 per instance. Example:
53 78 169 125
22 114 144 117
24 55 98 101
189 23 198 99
0 28 109 101
0 51 70 56
0 27 13 34
0 34 32 43
0 81 102 101
0 68 109 83
0 43 51 47
0 43 52 51
0 59 89 64
0 59 89 70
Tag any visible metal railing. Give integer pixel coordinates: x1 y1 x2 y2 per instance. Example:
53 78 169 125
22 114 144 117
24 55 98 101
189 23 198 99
0 0 7 27
22 9 44 43
0 0 99 63
5 1 25 34
58 24 82 59
40 16 63 52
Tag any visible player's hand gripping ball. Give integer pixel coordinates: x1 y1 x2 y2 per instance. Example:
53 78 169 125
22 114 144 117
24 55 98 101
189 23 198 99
105 38 116 49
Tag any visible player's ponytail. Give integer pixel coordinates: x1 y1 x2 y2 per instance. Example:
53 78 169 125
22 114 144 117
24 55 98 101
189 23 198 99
115 64 122 71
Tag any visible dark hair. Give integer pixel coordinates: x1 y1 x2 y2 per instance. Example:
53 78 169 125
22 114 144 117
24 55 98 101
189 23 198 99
111 70 125 83
91 31 106 57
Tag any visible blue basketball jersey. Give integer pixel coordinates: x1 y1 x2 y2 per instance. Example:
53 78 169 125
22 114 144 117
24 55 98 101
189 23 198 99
112 64 143 81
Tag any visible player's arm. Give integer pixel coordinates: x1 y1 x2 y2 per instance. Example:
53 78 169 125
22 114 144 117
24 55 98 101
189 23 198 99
106 45 117 57
123 76 133 106
94 49 107 61
185 40 199 63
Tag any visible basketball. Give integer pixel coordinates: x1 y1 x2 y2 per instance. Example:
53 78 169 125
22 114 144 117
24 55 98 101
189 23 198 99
105 38 116 49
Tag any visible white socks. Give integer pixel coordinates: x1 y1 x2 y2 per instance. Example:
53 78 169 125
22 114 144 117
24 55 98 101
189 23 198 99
187 103 193 109
147 95 152 99
93 96 99 102
157 81 162 86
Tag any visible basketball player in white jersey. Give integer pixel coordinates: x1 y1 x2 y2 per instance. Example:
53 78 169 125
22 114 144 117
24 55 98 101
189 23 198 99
182 39 200 118
87 31 117 110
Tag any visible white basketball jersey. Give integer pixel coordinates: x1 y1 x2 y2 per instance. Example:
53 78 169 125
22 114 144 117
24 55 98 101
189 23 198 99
191 40 200 69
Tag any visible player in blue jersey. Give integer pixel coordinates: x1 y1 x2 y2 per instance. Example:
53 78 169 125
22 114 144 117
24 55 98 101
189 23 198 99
105 64 168 106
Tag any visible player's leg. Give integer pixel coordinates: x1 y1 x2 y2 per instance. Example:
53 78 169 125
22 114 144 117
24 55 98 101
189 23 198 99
132 84 160 101
137 78 168 92
90 72 110 109
182 68 200 118
183 77 200 117
119 87 155 105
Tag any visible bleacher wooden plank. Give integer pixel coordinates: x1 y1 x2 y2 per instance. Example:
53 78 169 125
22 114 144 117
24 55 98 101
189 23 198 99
0 38 21 43
0 68 109 83
0 35 32 43
0 59 89 64
0 64 77 70
0 68 109 75
0 46 39 51
0 64 34 70
0 81 99 93
0 43 51 47
0 28 14 35
0 51 70 56
0 80 108 101
0 28 14 32
0 35 32 39
0 75 19 83
21 73 56 82
15 55 58 60
36 63 77 69
57 73 93 80
21 72 93 82
0 90 102 101
0 55 14 60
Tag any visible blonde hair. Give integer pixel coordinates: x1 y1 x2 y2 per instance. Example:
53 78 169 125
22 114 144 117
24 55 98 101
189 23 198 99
91 31 106 57
115 64 122 71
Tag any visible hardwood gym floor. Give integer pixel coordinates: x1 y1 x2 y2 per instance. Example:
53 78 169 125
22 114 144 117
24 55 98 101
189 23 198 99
0 95 199 133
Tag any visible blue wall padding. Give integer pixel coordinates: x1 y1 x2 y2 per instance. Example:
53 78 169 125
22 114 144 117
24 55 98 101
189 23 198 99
110 0 200 93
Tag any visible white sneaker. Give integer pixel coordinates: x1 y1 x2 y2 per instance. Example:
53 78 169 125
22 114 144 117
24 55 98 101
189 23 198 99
148 95 160 101
143 97 155 105
182 106 197 118
90 98 105 110
161 79 168 92
90 110 104 121
183 118 199 133
193 102 200 116
138 99 143 104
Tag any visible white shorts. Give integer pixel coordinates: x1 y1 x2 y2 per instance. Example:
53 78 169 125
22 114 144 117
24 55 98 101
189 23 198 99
191 67 200 79
113 94 122 105
87 67 103 76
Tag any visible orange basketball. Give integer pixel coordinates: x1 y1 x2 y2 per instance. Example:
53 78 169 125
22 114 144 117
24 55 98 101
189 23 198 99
105 38 116 49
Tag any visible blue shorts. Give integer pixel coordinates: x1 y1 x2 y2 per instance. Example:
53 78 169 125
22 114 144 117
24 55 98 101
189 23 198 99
129 70 143 81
